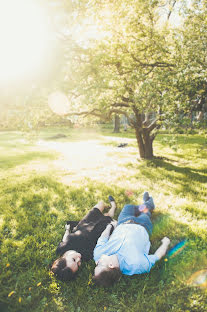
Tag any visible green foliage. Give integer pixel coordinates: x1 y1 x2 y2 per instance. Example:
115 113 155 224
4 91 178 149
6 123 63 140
0 128 206 311
49 0 207 158
1 0 207 158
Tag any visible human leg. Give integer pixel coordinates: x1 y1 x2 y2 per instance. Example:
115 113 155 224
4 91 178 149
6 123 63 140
94 200 108 213
62 224 71 242
117 204 139 224
74 204 106 229
143 192 155 211
133 213 153 235
104 196 116 218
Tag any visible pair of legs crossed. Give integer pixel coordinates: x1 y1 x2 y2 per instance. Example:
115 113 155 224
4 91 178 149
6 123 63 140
117 193 155 235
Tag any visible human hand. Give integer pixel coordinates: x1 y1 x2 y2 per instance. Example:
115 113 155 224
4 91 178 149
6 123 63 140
139 204 149 213
161 237 170 246
110 220 117 228
65 224 71 231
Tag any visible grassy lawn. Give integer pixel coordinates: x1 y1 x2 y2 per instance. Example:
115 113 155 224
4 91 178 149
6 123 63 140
0 127 207 312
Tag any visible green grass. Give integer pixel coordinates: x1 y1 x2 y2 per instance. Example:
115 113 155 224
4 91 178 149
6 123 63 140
0 127 207 312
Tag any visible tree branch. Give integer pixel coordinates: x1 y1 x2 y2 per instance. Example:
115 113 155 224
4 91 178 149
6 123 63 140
64 107 134 125
108 109 135 127
64 108 106 119
147 118 158 132
111 102 130 108
167 1 177 20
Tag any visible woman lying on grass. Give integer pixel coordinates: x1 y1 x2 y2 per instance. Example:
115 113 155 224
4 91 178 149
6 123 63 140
51 197 116 281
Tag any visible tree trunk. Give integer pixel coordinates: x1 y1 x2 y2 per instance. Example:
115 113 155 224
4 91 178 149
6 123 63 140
113 114 120 133
135 127 154 159
197 111 204 121
131 108 155 159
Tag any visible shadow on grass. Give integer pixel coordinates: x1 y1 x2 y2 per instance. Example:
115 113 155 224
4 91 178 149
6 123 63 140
48 211 206 312
131 157 207 201
0 176 206 312
151 158 206 183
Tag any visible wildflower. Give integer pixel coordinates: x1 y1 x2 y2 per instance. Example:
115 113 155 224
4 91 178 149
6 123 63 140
6 263 10 267
125 190 134 197
19 297 22 303
37 282 42 287
8 291 15 297
164 258 168 262
29 287 32 291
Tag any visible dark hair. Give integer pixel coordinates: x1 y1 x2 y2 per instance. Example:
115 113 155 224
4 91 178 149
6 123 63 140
92 267 122 287
51 257 77 281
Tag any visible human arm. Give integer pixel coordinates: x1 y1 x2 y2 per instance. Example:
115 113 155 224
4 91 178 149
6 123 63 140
127 237 170 274
62 224 71 243
154 237 171 260
93 221 117 262
99 220 117 240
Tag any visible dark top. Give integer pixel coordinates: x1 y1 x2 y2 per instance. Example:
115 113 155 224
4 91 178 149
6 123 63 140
56 208 112 261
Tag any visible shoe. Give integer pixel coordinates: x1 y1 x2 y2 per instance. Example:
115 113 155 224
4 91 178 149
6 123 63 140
108 195 115 202
143 192 150 202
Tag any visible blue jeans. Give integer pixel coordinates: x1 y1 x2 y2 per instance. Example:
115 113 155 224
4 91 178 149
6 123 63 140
117 197 155 235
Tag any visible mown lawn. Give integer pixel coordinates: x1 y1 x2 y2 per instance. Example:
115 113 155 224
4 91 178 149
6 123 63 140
0 127 207 312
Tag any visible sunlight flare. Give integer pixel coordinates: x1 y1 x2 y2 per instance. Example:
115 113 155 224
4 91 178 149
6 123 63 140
48 91 70 116
0 0 51 83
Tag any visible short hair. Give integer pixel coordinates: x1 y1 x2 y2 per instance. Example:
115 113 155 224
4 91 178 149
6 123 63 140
51 257 77 281
92 267 122 287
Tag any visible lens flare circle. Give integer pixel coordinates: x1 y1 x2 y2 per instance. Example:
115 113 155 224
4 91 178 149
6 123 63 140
48 92 70 116
167 240 188 259
187 269 207 288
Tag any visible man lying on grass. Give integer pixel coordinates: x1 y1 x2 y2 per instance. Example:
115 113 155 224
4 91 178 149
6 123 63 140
93 192 171 286
51 197 116 281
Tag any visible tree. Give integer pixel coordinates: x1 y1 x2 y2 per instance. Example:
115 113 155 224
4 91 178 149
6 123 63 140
113 115 120 133
168 0 207 126
61 0 178 159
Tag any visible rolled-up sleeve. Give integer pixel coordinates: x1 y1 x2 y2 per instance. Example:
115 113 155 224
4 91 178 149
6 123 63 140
144 254 159 272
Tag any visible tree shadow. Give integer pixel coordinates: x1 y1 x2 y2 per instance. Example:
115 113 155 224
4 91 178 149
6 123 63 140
136 157 207 201
151 157 206 183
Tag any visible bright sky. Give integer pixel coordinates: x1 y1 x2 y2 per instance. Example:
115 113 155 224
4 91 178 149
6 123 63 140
0 0 52 84
0 0 191 87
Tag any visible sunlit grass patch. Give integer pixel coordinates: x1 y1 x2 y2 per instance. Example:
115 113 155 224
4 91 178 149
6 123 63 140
0 131 57 173
180 202 207 219
0 151 56 171
0 128 206 312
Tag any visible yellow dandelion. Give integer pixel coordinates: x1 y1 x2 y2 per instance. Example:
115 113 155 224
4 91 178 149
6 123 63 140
8 291 15 297
104 307 107 311
19 297 22 303
37 282 42 287
6 263 10 267
29 287 32 291
164 258 168 262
